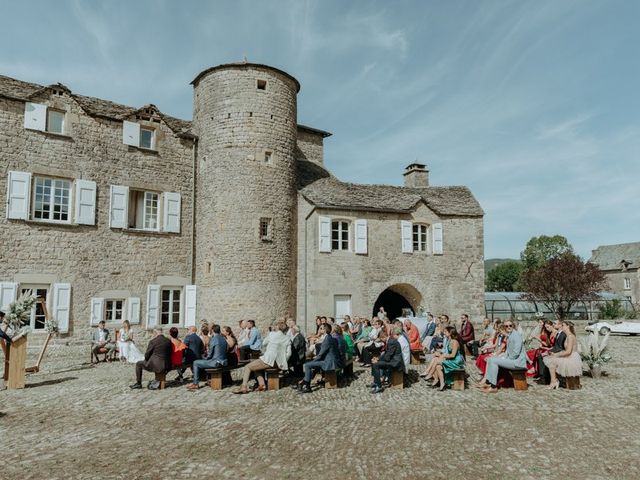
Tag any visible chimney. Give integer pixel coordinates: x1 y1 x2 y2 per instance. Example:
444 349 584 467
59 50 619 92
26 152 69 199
403 163 429 188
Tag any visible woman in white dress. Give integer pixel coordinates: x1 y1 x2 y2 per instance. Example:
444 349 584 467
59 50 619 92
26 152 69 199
117 320 145 363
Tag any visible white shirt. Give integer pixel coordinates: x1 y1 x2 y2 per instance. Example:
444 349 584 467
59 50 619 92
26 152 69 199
397 334 410 373
98 329 106 342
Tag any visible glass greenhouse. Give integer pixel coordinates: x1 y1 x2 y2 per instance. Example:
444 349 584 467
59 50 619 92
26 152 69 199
484 292 635 321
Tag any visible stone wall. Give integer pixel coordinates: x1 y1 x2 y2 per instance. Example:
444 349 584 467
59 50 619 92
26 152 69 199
192 65 299 327
602 270 639 305
0 92 194 339
296 197 484 332
296 128 324 166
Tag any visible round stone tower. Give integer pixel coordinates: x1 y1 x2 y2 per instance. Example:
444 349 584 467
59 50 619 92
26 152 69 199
191 63 299 327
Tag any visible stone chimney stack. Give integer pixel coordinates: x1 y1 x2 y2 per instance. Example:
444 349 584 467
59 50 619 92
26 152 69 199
403 163 429 188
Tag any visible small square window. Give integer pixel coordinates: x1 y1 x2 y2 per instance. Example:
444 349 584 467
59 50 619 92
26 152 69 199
257 79 267 90
47 110 65 134
140 128 155 149
260 217 272 241
264 151 273 164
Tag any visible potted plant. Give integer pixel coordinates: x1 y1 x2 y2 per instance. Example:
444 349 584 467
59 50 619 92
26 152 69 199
578 330 611 378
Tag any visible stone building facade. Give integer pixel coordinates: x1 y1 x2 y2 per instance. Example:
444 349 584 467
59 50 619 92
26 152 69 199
590 242 640 305
0 62 484 339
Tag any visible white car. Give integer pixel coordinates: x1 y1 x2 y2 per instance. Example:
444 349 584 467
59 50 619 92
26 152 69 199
586 321 640 335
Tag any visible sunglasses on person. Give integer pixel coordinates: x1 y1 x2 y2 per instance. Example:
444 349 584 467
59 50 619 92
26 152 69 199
504 324 514 328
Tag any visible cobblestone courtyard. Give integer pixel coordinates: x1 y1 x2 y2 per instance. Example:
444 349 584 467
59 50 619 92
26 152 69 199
2 334 640 480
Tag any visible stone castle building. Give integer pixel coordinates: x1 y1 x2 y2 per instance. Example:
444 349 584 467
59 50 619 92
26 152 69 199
0 62 484 337
590 242 640 305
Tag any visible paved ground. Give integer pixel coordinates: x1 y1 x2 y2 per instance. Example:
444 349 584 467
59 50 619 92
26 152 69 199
1 334 640 480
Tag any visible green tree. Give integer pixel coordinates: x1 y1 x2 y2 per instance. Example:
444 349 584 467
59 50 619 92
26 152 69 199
520 235 574 270
486 261 523 291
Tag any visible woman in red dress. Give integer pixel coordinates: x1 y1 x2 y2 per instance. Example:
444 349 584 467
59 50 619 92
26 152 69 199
526 320 556 378
475 323 507 376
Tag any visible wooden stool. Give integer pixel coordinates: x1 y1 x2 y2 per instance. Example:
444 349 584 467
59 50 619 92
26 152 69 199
325 370 338 389
564 376 581 390
508 369 528 391
410 350 423 365
155 372 167 390
451 369 466 391
390 369 404 389
265 368 280 390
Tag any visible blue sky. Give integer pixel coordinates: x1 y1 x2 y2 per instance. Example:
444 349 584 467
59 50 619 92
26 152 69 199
2 0 639 259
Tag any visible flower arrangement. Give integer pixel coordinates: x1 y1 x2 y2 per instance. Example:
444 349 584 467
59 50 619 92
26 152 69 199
4 290 38 338
45 316 59 334
578 330 611 369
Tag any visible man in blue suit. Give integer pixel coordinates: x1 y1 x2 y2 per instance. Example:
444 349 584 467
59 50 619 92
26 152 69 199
298 324 339 393
480 320 527 393
187 324 227 390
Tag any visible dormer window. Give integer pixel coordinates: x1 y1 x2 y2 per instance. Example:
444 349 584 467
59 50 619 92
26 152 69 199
140 128 155 150
47 109 65 134
123 121 157 150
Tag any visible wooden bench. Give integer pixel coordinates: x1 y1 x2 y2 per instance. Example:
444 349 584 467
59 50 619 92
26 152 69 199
451 369 466 391
265 367 282 390
324 359 355 389
504 367 528 391
410 350 424 365
204 361 249 390
389 369 404 389
561 375 581 390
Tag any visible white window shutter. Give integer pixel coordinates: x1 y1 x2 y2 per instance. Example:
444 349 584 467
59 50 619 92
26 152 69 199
6 171 32 220
52 283 71 334
90 297 104 326
146 285 160 328
24 102 47 131
401 220 413 253
109 185 129 228
432 223 443 255
122 120 140 146
355 219 368 254
318 216 331 252
162 192 181 233
0 282 18 312
127 297 141 324
74 179 97 225
184 285 197 327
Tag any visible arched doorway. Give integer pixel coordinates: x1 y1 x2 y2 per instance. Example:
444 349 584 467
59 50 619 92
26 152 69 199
373 284 422 320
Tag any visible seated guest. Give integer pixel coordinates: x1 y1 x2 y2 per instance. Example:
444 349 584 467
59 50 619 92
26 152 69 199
239 320 262 361
129 327 171 390
393 320 410 374
432 327 465 391
234 321 291 394
179 326 204 379
117 320 144 363
353 319 374 359
475 324 506 377
331 324 347 370
421 313 437 344
340 322 355 361
288 324 307 377
359 319 384 366
199 323 211 356
404 319 422 351
542 321 582 390
539 319 566 383
459 314 475 355
469 317 494 357
91 320 116 363
221 326 239 386
297 324 340 393
349 316 362 338
236 319 249 346
188 324 228 391
370 327 404 394
527 319 555 378
478 320 527 393
168 327 187 380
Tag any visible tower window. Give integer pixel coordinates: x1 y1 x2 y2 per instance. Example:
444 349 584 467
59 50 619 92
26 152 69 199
264 151 273 165
257 79 267 90
260 217 272 241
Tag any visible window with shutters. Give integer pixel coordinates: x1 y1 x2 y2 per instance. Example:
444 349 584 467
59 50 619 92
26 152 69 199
128 190 159 231
46 109 65 134
33 176 72 223
20 285 48 330
331 221 350 251
412 224 428 252
140 127 155 150
161 288 181 325
104 299 125 322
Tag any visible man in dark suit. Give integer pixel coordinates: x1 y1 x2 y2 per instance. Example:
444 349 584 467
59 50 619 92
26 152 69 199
540 319 566 383
288 325 307 378
130 327 171 390
459 314 475 356
370 327 404 394
298 324 339 393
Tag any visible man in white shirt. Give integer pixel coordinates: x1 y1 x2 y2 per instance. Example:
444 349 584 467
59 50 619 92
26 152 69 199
394 320 410 373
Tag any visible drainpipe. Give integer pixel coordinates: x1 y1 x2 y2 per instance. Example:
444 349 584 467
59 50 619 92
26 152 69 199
189 137 198 284
303 206 316 337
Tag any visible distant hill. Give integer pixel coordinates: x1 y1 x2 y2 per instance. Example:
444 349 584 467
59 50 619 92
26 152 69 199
485 258 520 272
